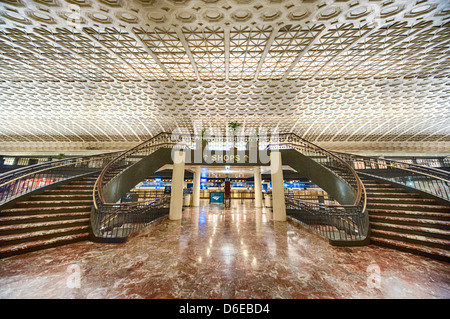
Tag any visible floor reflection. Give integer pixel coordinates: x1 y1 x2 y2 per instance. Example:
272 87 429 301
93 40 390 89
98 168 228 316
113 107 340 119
0 199 449 299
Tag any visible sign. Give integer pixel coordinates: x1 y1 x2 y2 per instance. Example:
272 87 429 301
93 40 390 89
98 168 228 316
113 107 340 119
210 192 224 203
187 150 270 166
121 192 137 203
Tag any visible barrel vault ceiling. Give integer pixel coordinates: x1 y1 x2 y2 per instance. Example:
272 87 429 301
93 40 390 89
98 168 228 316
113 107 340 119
0 0 449 154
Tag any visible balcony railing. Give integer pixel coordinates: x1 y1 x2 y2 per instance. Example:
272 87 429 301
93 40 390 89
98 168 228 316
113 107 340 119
0 152 120 207
335 152 450 203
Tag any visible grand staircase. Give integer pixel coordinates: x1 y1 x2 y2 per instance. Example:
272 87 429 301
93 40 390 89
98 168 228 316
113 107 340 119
361 174 450 262
0 176 96 258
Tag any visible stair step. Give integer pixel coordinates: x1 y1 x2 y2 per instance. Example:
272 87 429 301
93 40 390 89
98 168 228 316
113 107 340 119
368 209 450 220
0 217 90 234
371 228 450 250
69 180 96 184
368 197 437 204
369 215 450 229
366 192 420 197
0 225 89 246
370 221 450 239
43 189 92 195
367 202 450 212
57 184 93 189
1 205 92 215
0 233 89 259
370 236 450 262
0 211 91 227
0 175 97 259
361 174 450 262
365 187 406 192
30 194 92 201
363 183 394 187
15 200 92 208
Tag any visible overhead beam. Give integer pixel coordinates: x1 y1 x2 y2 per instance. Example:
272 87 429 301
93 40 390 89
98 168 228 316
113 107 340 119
254 26 279 80
283 26 328 79
129 28 174 81
174 27 201 81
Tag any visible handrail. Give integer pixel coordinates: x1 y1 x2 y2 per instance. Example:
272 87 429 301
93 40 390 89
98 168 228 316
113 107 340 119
92 132 368 244
0 151 120 207
0 157 79 180
275 133 364 208
270 133 368 244
96 146 175 206
0 152 119 180
91 132 180 238
0 156 109 188
334 151 450 202
93 132 178 209
333 151 450 180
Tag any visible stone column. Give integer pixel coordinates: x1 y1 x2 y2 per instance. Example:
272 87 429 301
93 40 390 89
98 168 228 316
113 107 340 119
192 166 201 207
270 151 286 221
169 150 186 220
254 166 263 208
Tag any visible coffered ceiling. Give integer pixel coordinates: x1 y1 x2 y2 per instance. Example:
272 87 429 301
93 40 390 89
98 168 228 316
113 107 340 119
0 0 449 154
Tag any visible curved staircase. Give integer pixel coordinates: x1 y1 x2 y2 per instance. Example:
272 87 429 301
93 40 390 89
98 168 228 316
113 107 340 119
0 133 448 262
0 176 96 258
361 175 450 262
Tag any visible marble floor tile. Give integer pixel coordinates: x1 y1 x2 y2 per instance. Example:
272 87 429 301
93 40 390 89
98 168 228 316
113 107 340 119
0 199 449 299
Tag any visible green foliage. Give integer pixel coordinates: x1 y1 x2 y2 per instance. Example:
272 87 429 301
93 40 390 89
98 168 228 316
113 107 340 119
228 121 241 133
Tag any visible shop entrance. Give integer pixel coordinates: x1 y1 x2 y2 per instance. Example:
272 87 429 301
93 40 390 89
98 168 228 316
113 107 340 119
184 165 268 210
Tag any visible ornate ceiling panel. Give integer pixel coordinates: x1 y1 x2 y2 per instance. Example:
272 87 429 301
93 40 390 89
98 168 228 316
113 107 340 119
0 0 449 154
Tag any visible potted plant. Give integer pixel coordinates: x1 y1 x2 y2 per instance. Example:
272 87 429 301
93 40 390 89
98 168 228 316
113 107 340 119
201 128 208 150
57 153 65 160
228 122 241 150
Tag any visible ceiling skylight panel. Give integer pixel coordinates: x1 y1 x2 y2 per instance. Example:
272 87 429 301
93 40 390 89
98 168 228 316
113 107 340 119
133 26 197 80
229 25 272 80
84 27 167 80
182 26 225 80
258 25 323 80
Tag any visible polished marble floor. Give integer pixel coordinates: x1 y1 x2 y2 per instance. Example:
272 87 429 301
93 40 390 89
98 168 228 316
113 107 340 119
0 199 449 299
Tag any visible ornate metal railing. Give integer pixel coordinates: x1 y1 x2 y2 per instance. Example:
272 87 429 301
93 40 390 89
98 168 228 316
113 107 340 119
272 133 368 244
285 197 368 242
0 152 120 207
92 132 180 239
91 196 171 238
335 152 450 203
92 132 368 244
